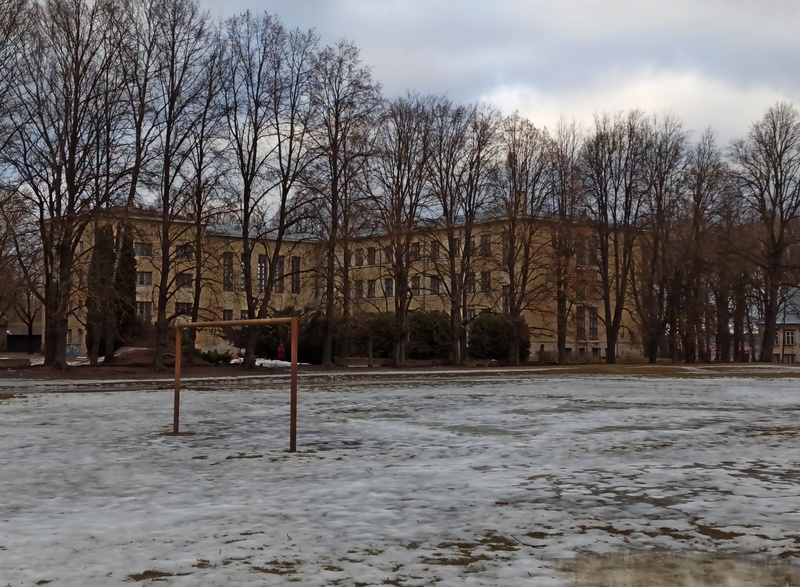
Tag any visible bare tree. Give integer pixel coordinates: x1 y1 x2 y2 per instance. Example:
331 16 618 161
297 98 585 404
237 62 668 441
0 0 29 168
545 117 585 363
426 99 501 364
581 111 647 364
630 114 688 363
8 0 124 368
148 0 213 369
367 93 433 366
730 102 800 362
307 39 382 366
223 11 319 368
492 113 550 365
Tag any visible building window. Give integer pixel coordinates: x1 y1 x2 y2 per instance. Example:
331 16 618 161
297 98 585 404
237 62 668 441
589 307 599 340
240 309 249 320
175 243 194 260
465 308 476 322
223 309 233 321
409 242 420 261
275 256 285 293
66 329 72 344
240 254 247 291
501 232 510 265
367 279 376 298
480 271 491 294
134 242 152 258
354 280 364 300
354 248 363 267
136 271 152 286
384 278 394 297
786 330 796 346
223 252 234 291
577 306 586 339
480 234 491 257
775 333 780 346
430 276 440 295
576 241 586 265
465 272 475 294
383 246 392 265
175 302 192 316
367 247 376 265
176 272 192 288
502 284 510 314
258 255 267 292
136 301 152 320
411 275 421 296
77 329 83 344
430 240 440 261
291 256 301 294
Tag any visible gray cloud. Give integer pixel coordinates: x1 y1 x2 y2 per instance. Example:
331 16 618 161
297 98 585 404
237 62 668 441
201 0 800 141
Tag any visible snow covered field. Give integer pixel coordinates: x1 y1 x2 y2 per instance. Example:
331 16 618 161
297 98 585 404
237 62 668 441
1 374 800 586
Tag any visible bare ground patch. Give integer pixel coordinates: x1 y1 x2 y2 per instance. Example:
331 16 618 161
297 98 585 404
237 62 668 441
560 552 800 587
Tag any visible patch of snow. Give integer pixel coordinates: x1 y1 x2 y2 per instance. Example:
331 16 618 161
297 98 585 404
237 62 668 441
1 376 799 585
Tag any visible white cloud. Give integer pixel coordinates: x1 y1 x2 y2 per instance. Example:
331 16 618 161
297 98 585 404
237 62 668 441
481 70 792 143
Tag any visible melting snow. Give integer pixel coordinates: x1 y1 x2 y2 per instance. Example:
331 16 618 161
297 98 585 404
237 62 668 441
1 375 800 585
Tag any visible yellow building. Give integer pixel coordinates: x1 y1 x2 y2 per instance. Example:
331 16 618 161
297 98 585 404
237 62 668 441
65 210 640 361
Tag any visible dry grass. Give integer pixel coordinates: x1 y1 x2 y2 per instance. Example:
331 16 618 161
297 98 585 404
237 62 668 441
561 552 800 587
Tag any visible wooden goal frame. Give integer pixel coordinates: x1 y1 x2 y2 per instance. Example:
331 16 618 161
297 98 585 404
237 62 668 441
173 317 299 451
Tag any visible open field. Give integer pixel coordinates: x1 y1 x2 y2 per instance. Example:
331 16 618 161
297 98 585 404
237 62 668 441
1 374 800 585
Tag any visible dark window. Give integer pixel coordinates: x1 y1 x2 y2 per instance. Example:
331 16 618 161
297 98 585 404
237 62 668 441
136 301 152 319
430 240 440 261
258 255 267 292
175 302 192 316
354 248 363 266
430 276 440 295
411 275 421 296
409 242 420 261
465 272 475 294
223 252 234 291
275 256 285 293
589 307 599 340
175 244 194 260
176 272 192 288
223 309 233 321
502 284 510 314
480 271 491 294
588 237 598 265
240 254 246 291
577 306 586 339
134 242 152 258
576 241 586 265
501 232 510 265
291 256 301 294
136 271 152 286
367 279 376 298
383 246 392 265
240 309 249 320
354 280 364 300
481 234 491 257
367 247 376 265
384 278 394 297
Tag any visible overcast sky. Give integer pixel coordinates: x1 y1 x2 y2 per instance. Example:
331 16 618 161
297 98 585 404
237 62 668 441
199 0 799 143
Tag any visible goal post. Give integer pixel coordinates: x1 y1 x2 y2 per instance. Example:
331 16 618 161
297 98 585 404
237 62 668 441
172 316 299 452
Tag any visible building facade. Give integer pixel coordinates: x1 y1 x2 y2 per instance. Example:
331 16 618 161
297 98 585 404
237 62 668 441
64 210 641 361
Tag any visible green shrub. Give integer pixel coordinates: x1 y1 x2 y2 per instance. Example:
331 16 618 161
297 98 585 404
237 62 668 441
468 313 530 362
408 310 450 360
194 348 233 364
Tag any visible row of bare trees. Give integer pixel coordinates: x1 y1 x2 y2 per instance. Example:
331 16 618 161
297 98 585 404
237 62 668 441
1 0 799 368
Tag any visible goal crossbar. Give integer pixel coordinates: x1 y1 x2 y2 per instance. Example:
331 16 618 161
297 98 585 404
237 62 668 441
172 316 299 452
